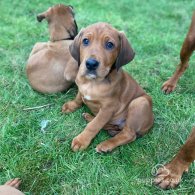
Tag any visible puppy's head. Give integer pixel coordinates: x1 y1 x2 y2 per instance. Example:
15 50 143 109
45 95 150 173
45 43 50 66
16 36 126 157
69 22 135 80
37 4 78 41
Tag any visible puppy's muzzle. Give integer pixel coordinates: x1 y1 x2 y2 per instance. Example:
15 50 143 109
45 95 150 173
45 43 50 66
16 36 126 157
86 58 99 71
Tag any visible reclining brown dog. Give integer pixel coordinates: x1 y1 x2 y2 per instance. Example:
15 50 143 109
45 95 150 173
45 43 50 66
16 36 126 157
154 127 195 189
26 4 78 93
162 12 195 94
62 22 154 152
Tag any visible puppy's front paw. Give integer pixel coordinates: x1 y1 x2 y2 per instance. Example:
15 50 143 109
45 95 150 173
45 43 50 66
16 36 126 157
62 101 78 113
71 134 91 152
96 140 115 153
161 79 177 94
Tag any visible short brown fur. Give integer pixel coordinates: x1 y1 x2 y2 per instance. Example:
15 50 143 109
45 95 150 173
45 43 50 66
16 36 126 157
156 11 195 190
62 23 154 152
26 4 78 93
162 12 195 94
154 127 195 189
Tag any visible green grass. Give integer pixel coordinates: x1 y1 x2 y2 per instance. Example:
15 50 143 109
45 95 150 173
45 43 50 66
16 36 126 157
0 0 195 194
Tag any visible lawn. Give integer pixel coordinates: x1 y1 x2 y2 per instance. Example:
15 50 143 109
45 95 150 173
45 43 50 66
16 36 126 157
0 0 195 194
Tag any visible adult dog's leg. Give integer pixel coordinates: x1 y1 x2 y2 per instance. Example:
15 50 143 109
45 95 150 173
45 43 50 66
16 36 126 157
62 92 83 113
162 12 195 94
154 127 195 189
96 95 154 153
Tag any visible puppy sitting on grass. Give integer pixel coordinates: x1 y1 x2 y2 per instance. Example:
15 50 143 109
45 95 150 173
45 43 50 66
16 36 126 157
26 4 78 93
62 23 154 152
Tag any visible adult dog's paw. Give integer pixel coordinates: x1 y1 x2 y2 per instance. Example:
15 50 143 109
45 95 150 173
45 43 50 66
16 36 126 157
161 79 177 94
154 162 187 189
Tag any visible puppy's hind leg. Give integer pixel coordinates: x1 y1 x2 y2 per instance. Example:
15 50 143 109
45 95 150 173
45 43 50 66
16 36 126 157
82 113 95 122
62 92 83 113
96 95 154 153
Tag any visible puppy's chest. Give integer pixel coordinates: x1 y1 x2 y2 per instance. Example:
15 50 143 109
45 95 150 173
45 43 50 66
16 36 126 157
78 82 109 107
79 83 101 101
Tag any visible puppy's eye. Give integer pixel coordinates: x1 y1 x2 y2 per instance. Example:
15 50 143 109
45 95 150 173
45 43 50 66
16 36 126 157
83 38 90 46
105 41 114 50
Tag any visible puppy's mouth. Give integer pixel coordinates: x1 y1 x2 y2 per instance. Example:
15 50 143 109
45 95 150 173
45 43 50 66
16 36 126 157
85 70 97 79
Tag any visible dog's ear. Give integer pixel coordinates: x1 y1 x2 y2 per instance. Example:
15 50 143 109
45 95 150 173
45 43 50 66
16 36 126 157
68 5 75 15
68 5 74 9
37 12 46 22
69 28 84 65
115 32 135 70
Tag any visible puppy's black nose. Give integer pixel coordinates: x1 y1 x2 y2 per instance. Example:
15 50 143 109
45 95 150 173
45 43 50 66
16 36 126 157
86 58 99 71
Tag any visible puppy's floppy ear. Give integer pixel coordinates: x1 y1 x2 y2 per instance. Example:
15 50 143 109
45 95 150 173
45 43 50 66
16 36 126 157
68 5 74 15
37 12 46 22
69 28 84 65
115 32 135 70
68 5 74 9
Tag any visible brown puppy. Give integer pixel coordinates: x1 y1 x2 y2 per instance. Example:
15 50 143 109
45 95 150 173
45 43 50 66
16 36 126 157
26 4 78 93
162 12 195 94
154 127 195 189
62 23 154 152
